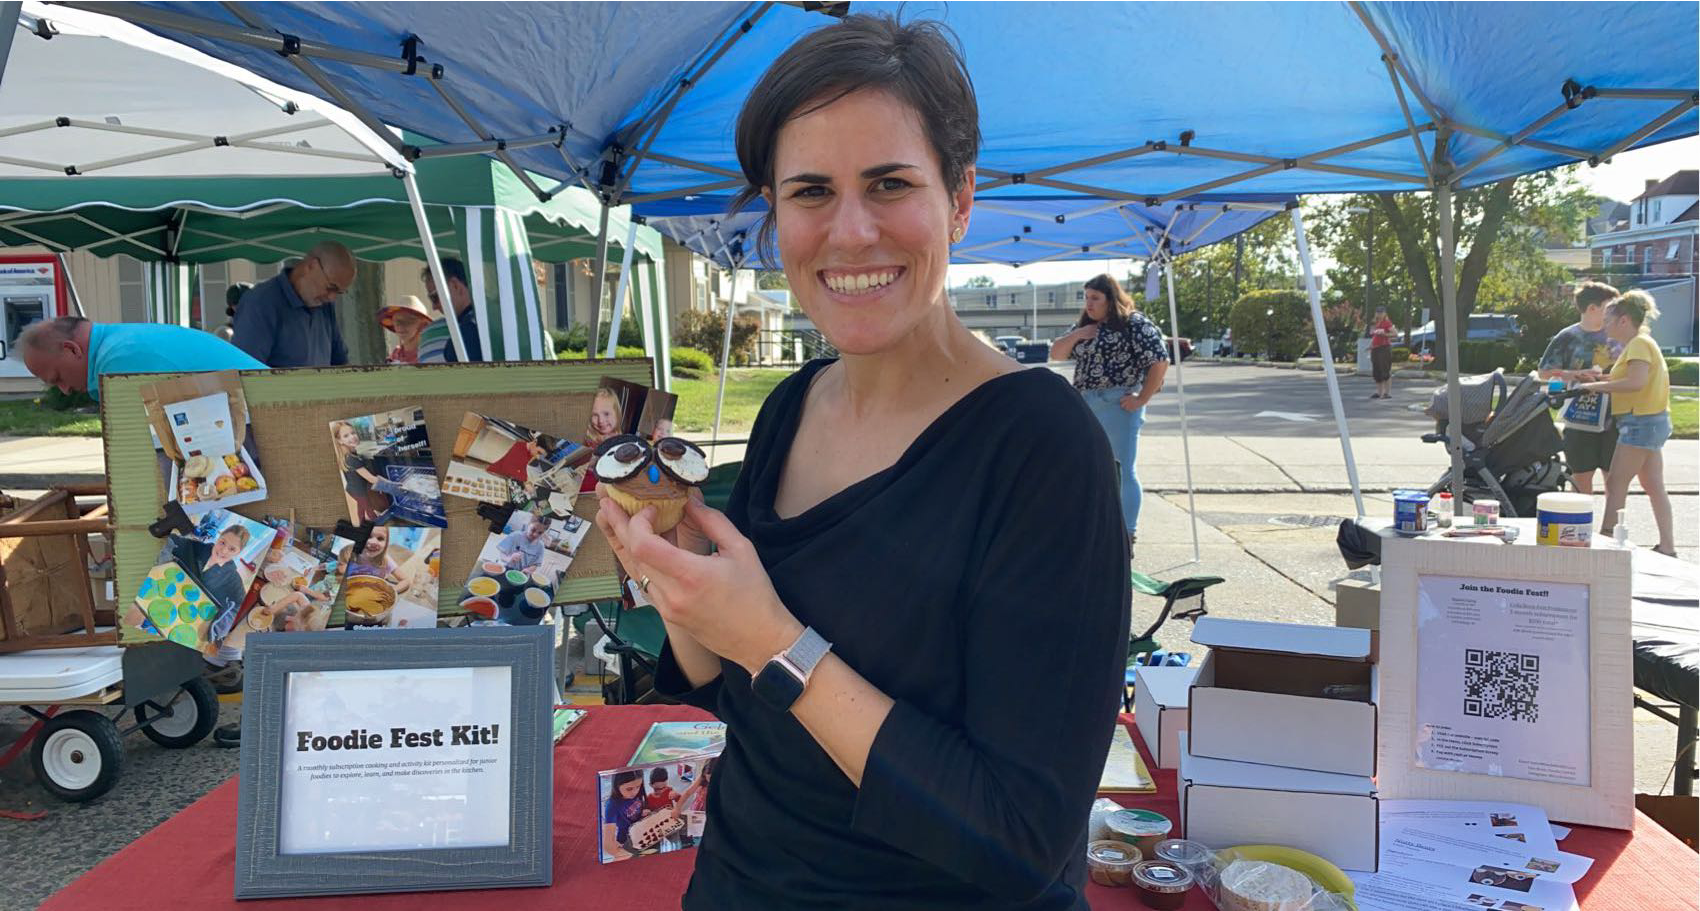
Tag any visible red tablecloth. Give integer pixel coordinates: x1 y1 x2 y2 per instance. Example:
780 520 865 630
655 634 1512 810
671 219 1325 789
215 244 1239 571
40 708 1699 910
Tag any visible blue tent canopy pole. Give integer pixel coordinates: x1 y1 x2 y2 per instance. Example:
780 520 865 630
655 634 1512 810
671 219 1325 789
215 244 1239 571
602 217 639 358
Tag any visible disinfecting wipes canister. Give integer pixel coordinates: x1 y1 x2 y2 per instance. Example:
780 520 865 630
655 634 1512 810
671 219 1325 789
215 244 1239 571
1536 491 1594 547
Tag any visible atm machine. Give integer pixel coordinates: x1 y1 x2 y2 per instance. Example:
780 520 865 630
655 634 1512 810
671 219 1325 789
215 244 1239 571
0 255 67 378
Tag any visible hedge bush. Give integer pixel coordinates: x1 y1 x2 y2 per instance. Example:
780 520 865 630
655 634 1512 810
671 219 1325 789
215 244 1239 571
40 387 95 411
1228 290 1312 361
548 316 645 355
1669 358 1698 387
675 309 760 366
1452 340 1522 374
670 346 714 374
1390 346 1411 363
557 345 648 360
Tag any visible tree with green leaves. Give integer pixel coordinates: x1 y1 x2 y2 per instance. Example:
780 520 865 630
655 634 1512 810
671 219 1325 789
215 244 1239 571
962 274 995 288
1309 158 1595 357
1147 218 1299 340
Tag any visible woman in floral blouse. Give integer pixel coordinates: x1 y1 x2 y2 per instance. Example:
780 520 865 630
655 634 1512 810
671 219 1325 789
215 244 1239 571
1051 273 1170 547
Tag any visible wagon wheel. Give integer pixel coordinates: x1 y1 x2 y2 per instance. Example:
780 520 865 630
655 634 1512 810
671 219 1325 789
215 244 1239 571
137 677 220 749
31 710 124 802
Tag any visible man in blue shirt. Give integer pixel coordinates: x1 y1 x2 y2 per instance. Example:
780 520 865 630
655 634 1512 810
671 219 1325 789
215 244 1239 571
232 241 355 367
19 316 266 400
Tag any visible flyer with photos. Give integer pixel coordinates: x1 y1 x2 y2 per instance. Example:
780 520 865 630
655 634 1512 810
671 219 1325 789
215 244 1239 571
337 526 442 629
240 520 353 639
1413 576 1590 786
328 406 446 528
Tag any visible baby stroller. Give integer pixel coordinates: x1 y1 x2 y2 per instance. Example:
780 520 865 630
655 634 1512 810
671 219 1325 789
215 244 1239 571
1421 370 1569 517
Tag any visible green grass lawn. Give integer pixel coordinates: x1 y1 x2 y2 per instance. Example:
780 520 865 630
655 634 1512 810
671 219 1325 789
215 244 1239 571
1672 393 1697 440
0 400 102 436
672 368 794 435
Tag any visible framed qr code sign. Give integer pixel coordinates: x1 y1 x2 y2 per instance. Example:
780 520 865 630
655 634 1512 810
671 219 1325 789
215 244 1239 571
1379 537 1632 830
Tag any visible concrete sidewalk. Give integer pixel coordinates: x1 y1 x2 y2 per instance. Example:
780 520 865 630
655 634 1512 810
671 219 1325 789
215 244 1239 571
0 435 105 489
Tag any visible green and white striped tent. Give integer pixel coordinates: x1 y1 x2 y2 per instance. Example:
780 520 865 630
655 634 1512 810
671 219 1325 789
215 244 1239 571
0 4 669 376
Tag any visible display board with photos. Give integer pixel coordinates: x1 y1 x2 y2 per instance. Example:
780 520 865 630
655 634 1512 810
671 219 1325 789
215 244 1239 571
99 360 656 645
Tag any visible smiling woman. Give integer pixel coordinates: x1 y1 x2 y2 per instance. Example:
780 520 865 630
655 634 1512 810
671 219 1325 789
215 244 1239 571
593 14 1130 911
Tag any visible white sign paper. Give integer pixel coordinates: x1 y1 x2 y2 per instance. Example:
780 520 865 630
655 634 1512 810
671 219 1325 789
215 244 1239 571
279 666 513 855
1414 576 1590 785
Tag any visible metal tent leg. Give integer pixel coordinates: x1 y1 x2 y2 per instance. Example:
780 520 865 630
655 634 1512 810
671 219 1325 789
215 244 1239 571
602 219 639 359
712 266 741 444
1161 259 1201 563
589 202 612 353
1436 183 1466 508
404 170 467 362
1292 208 1367 519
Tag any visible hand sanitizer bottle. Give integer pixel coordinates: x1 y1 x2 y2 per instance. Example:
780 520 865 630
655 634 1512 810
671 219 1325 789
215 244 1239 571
1614 510 1629 548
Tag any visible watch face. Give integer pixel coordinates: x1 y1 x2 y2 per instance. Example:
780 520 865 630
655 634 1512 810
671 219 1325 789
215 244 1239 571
752 660 805 711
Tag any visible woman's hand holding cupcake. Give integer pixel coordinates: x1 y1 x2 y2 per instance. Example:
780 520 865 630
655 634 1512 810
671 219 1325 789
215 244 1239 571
595 487 801 676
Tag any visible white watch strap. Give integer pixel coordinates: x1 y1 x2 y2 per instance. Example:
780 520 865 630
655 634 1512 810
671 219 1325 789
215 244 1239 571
782 627 831 682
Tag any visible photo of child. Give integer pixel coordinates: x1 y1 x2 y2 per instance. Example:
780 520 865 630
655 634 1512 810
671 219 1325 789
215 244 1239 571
596 754 718 864
336 525 442 629
463 510 589 622
582 377 652 494
128 508 278 658
253 522 352 634
328 406 446 528
636 390 679 443
445 412 592 519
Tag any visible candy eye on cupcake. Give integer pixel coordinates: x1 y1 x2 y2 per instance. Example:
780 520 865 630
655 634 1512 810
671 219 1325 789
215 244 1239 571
593 434 650 482
654 437 709 485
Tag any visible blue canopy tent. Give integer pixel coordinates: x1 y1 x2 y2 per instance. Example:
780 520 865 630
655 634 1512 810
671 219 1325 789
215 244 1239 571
639 192 1301 560
56 0 1697 503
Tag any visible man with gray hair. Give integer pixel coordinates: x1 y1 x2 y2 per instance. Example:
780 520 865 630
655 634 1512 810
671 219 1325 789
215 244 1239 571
20 316 264 401
233 240 356 367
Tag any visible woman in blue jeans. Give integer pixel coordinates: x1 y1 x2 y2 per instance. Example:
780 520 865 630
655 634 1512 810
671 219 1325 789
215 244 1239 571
1051 274 1170 548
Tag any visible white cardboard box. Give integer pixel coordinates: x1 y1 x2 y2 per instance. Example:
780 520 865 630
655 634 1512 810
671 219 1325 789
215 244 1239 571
1188 617 1377 777
1134 665 1196 769
1178 733 1380 872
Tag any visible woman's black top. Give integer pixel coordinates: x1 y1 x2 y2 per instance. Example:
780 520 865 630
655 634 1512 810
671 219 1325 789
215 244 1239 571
1070 312 1169 393
655 358 1131 910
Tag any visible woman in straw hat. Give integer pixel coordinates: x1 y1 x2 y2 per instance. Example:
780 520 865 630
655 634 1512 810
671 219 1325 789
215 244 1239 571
379 295 435 364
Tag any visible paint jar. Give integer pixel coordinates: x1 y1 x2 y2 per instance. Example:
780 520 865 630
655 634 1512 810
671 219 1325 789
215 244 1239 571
1105 809 1172 855
1131 859 1194 909
1472 499 1500 526
1432 491 1454 527
459 596 498 620
1536 491 1594 547
1086 840 1141 887
1392 489 1429 533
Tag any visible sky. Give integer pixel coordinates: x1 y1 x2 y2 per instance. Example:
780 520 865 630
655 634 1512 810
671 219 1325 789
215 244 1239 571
944 135 1699 290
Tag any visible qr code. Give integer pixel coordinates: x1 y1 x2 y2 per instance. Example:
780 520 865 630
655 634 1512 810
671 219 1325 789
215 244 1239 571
1463 649 1540 722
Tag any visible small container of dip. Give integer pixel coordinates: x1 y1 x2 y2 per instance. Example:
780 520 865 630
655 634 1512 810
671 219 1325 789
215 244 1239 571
1131 859 1194 909
1152 838 1212 872
1085 840 1141 887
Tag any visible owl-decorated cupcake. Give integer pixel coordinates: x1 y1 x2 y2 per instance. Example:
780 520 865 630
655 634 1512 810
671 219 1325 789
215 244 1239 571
594 434 710 533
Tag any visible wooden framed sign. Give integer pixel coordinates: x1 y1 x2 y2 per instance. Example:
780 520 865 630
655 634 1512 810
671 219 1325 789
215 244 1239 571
1378 537 1633 829
235 625 553 899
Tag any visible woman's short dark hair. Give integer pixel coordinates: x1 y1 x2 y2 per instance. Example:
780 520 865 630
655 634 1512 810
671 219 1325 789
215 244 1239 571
732 13 982 263
1075 273 1137 333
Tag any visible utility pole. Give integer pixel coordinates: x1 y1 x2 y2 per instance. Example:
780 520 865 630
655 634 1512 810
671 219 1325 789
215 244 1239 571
1029 280 1038 341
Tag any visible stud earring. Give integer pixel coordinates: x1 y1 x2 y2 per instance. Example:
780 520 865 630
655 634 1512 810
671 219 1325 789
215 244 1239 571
950 226 964 243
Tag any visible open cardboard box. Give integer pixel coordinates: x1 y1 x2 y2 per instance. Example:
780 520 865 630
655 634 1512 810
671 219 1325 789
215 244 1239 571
1188 617 1377 777
1178 732 1380 872
1134 664 1196 769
